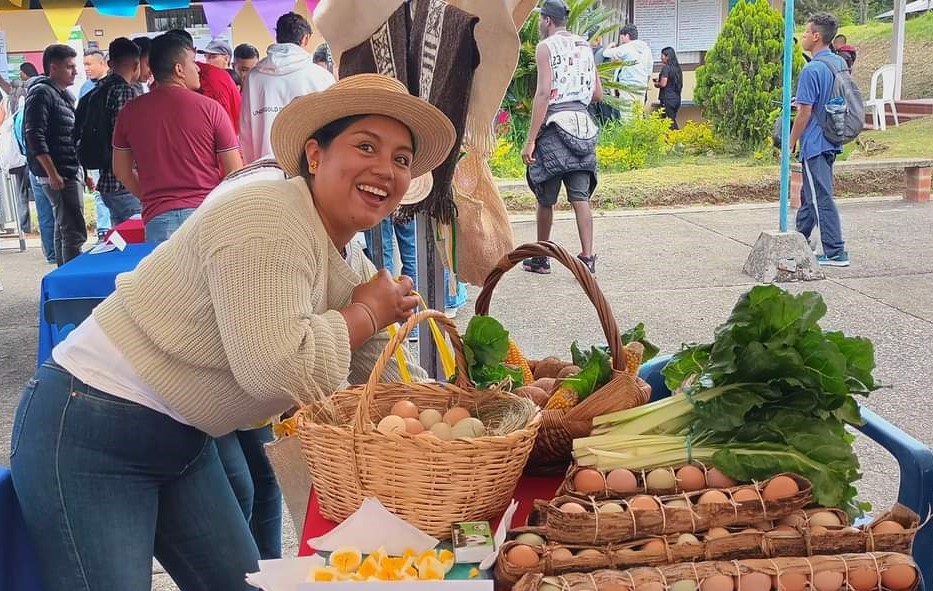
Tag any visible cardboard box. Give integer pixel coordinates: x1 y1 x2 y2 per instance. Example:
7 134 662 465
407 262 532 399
451 521 494 564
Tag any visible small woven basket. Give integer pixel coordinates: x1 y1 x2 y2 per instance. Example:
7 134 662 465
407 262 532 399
296 309 541 539
475 241 651 474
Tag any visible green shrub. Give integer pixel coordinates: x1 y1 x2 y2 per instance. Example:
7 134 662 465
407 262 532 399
667 121 726 155
597 108 673 171
694 0 805 153
489 137 526 178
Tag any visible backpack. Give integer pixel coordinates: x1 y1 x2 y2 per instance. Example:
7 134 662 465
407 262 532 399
12 107 26 156
74 80 113 170
813 55 864 145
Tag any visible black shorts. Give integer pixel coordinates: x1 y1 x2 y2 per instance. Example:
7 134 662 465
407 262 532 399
535 171 592 207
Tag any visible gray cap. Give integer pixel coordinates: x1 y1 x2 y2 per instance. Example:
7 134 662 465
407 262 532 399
198 39 232 56
535 0 569 19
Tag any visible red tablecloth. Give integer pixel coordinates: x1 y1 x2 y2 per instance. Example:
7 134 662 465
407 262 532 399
103 218 145 244
300 476 563 556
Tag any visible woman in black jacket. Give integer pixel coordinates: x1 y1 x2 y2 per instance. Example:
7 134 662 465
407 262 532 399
654 46 683 130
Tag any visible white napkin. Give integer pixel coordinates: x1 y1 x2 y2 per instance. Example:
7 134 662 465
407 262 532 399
478 499 519 570
309 498 439 556
245 555 325 591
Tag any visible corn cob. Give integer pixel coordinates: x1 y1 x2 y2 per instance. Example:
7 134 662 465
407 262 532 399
504 339 535 386
623 341 645 376
544 386 579 410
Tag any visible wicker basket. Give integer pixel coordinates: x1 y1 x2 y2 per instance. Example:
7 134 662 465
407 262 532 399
295 309 541 540
475 241 651 475
512 552 921 591
494 504 920 587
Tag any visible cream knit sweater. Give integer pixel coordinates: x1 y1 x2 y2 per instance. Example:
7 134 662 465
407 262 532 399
94 176 425 437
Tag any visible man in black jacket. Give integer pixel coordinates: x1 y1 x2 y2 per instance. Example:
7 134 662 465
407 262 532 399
24 44 87 265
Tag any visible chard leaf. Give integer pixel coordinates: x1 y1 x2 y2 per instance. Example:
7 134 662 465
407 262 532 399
688 383 771 432
462 316 510 369
825 332 877 393
469 363 524 390
621 323 660 362
662 344 710 392
566 345 612 399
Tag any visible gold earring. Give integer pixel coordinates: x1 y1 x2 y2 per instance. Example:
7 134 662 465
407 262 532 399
309 160 318 172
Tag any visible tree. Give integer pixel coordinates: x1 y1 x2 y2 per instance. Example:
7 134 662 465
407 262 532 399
694 0 806 153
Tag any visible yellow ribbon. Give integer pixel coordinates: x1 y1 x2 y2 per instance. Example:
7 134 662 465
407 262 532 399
385 285 456 383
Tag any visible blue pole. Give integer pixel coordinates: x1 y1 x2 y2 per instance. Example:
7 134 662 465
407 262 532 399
779 0 795 232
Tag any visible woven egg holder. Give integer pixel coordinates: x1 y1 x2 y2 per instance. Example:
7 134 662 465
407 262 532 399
295 309 541 540
510 552 921 591
558 462 747 500
541 474 813 545
494 504 920 588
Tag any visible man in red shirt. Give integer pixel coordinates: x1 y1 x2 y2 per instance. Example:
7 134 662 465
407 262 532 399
112 32 242 242
197 39 241 133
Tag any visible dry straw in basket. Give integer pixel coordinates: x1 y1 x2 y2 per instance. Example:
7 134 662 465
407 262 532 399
296 309 541 540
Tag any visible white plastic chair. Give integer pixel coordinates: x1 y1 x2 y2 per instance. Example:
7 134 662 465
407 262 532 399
864 64 899 131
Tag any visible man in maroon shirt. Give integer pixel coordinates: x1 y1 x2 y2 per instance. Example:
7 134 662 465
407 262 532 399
197 39 242 134
112 32 242 242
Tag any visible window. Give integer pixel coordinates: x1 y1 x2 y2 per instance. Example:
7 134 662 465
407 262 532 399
145 6 208 31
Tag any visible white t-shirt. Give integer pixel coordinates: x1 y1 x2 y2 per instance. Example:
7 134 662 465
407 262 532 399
603 40 654 90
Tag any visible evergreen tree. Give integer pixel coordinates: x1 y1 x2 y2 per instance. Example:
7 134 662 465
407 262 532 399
694 0 806 152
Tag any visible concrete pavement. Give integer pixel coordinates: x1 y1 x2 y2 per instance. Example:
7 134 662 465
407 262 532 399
1 195 931 589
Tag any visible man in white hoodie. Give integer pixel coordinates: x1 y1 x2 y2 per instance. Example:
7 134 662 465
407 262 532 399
239 12 336 164
602 24 654 122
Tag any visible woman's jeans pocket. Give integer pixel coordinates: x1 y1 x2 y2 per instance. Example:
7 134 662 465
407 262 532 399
10 378 39 459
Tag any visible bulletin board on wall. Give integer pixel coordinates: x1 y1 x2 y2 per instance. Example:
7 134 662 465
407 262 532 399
633 0 722 61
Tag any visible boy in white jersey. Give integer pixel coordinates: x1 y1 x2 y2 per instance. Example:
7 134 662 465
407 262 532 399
522 0 603 274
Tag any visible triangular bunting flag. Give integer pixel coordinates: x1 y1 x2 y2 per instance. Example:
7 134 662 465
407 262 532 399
0 0 28 10
203 0 245 38
39 0 86 43
253 0 296 36
149 0 190 10
305 0 320 17
92 0 139 17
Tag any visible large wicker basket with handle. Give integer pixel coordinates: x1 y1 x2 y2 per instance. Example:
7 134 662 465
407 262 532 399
475 241 651 475
295 309 541 539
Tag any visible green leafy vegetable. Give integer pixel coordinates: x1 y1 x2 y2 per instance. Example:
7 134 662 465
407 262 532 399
461 316 524 389
566 343 612 399
621 323 660 362
579 285 880 517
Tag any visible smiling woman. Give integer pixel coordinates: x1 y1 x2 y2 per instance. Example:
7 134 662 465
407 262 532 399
8 74 457 591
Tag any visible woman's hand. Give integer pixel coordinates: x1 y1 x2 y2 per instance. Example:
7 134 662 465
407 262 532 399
352 269 420 329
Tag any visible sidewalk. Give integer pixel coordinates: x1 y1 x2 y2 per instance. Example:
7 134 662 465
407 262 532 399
2 196 931 589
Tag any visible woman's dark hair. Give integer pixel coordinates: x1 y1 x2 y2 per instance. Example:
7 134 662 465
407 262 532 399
298 115 416 179
20 62 39 78
661 46 682 90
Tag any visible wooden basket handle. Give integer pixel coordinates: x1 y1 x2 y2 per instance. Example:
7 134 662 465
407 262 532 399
354 309 472 431
474 241 625 372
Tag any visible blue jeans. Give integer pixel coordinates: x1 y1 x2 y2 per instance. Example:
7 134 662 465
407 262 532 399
37 176 87 265
145 207 196 243
100 189 142 226
29 172 56 262
364 218 417 281
216 427 283 559
9 362 260 590
796 152 845 258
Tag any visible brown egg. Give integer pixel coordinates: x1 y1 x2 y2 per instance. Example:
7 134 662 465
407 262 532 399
732 487 761 503
575 549 603 558
740 528 761 534
774 573 808 591
763 475 800 501
573 469 607 494
741 572 772 591
600 586 632 591
505 544 539 568
676 465 707 491
700 574 734 591
403 417 424 434
881 565 918 591
809 525 829 536
390 400 419 419
872 520 906 534
550 547 574 561
813 570 844 591
677 533 701 545
705 467 737 488
628 495 660 511
665 498 692 509
640 584 665 591
808 511 843 528
560 502 587 513
698 490 730 505
769 525 798 534
640 539 666 554
706 527 730 540
780 513 807 528
671 580 699 591
606 468 639 493
443 406 471 426
848 568 879 591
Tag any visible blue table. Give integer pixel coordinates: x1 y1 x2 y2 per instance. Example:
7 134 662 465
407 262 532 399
37 243 158 366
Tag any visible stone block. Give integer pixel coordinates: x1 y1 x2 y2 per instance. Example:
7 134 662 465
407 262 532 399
790 170 802 209
743 231 825 283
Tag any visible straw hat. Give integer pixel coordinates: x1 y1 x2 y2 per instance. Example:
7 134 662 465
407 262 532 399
270 74 456 202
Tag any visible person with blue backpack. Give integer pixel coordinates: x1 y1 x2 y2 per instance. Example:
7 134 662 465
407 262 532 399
789 12 860 268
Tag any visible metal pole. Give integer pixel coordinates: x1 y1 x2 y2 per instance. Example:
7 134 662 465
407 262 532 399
415 213 442 379
891 0 906 100
778 0 795 232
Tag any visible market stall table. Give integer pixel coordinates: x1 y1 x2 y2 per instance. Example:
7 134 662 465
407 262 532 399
37 243 158 365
